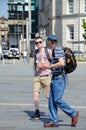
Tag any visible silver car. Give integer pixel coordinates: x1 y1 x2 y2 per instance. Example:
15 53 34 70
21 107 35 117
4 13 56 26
8 48 20 60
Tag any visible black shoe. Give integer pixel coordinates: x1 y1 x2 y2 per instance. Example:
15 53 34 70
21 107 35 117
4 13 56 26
31 113 40 119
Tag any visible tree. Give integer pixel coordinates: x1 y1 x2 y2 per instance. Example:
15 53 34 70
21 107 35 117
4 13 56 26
82 19 86 54
82 19 86 39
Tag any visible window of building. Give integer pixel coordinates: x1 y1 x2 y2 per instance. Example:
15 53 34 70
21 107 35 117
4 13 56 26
9 0 14 2
9 5 11 11
32 19 35 23
11 5 14 11
31 5 35 11
16 25 22 33
68 0 74 14
19 0 23 2
17 5 22 11
9 25 14 33
13 5 16 11
18 26 22 33
25 5 28 11
18 0 24 3
14 0 25 3
9 13 15 19
25 0 28 2
67 25 74 40
8 0 25 4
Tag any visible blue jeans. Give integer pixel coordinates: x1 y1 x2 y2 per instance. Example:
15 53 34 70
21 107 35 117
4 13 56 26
48 74 77 123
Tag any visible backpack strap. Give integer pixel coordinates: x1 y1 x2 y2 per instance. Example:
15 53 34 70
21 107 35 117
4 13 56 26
44 47 51 62
52 48 55 57
34 49 38 70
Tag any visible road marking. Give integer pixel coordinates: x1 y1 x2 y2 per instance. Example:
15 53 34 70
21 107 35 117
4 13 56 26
0 103 86 109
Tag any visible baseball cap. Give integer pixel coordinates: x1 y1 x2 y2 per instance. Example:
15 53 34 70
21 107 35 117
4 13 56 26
47 34 57 41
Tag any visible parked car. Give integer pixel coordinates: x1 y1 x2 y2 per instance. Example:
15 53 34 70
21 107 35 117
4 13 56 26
8 48 20 60
73 50 84 56
2 50 9 59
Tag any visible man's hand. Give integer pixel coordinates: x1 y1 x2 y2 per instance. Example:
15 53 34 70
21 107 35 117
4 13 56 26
36 63 43 69
36 63 50 69
42 63 50 69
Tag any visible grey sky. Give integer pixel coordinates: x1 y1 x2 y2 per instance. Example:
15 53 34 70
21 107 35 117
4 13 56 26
0 0 8 18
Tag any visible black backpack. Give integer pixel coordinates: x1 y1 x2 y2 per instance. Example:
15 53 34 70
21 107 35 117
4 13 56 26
63 47 77 74
52 47 77 74
34 47 77 74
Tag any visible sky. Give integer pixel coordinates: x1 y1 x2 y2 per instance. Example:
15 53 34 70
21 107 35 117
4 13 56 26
0 0 8 18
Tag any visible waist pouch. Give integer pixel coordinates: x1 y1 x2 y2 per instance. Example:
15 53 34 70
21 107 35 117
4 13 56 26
52 73 64 79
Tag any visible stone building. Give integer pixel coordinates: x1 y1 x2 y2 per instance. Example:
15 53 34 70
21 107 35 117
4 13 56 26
38 0 86 52
0 16 8 47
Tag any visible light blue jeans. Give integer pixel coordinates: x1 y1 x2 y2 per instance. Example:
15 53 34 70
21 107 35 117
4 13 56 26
48 74 77 123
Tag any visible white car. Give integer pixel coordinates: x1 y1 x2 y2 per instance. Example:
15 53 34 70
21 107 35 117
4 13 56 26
8 48 20 60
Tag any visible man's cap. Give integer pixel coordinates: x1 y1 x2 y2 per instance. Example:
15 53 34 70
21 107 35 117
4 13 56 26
47 34 57 41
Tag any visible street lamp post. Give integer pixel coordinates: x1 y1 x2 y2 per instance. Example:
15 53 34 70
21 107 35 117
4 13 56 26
14 24 16 47
22 4 25 51
39 27 46 47
78 0 80 56
17 14 19 46
26 18 30 62
43 28 46 47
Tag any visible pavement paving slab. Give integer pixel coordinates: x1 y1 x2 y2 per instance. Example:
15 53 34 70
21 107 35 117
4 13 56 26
0 59 86 129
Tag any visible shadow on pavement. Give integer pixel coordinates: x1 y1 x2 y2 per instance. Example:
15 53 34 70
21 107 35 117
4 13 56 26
24 110 50 123
24 110 73 127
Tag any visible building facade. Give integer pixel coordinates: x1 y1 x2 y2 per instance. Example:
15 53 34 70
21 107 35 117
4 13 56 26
8 0 38 53
38 0 86 53
8 0 30 52
0 17 9 49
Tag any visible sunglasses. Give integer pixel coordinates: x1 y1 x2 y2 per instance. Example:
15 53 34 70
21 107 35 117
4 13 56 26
35 41 42 45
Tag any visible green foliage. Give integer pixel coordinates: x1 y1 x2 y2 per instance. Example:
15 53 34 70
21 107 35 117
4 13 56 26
83 34 86 39
82 19 86 28
82 19 86 39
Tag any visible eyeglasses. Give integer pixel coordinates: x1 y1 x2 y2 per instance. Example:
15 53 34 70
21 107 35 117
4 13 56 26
35 41 42 45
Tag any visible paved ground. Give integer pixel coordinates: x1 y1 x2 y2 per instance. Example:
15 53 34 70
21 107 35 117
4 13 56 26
0 59 86 130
